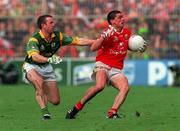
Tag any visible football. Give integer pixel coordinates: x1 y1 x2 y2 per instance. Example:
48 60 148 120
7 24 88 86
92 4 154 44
128 35 145 51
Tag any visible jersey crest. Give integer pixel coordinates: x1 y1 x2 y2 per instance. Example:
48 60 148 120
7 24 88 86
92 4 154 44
124 33 129 40
40 45 45 51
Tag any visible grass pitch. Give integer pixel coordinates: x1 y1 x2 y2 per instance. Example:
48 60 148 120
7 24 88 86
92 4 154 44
0 84 180 131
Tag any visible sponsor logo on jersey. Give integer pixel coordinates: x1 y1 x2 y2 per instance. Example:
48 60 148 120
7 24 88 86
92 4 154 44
110 49 126 55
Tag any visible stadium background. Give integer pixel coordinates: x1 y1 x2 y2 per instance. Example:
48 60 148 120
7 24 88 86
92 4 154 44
0 0 180 86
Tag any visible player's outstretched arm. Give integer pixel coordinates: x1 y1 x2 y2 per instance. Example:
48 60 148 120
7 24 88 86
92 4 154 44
78 38 95 46
90 37 104 51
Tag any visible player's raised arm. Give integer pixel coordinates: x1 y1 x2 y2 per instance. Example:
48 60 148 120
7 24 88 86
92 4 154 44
90 25 115 51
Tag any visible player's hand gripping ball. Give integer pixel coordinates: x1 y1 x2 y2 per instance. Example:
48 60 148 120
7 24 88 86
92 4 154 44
128 35 147 52
48 55 62 64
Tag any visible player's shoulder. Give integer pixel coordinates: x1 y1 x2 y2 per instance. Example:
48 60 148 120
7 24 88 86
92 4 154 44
53 30 64 39
53 30 61 34
32 31 40 38
103 25 112 32
122 27 131 38
28 32 39 43
122 27 131 34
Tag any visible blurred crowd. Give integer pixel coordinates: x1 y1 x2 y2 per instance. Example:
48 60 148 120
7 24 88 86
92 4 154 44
0 0 180 59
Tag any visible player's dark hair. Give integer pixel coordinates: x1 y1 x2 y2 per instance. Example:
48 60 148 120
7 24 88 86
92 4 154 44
107 10 122 25
37 15 53 29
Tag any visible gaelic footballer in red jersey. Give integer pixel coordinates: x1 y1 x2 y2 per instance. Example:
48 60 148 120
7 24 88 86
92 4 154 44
96 25 131 69
66 10 146 119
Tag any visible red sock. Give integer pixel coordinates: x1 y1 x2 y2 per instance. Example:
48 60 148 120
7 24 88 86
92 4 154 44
75 101 84 110
108 108 117 114
107 108 117 118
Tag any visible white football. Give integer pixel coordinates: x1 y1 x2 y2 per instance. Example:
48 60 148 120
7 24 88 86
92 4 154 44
128 35 145 51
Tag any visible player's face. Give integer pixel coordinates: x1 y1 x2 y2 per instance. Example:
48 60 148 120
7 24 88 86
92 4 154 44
43 17 55 34
112 13 124 29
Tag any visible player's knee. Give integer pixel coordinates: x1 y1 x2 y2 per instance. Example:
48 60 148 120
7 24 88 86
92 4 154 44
121 85 129 94
51 98 60 105
94 85 105 92
36 89 44 96
32 78 43 89
52 101 60 105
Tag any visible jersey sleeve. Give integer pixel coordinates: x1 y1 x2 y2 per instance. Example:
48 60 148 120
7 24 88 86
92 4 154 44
26 37 40 58
61 33 79 46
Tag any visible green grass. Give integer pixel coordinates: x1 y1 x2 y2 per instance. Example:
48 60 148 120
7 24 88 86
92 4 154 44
0 84 180 131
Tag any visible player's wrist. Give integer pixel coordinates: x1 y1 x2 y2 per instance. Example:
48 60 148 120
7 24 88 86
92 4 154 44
47 57 52 63
100 34 105 39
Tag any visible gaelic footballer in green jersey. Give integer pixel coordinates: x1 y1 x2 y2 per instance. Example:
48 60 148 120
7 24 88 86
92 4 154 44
25 30 79 65
23 14 94 120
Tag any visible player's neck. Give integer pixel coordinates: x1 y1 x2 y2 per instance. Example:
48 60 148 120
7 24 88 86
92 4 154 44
113 26 123 33
41 30 52 42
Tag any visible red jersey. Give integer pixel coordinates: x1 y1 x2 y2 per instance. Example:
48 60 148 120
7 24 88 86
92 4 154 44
96 27 131 69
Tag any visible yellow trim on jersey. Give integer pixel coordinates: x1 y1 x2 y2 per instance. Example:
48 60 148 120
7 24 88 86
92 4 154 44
39 30 45 38
59 32 63 46
71 37 79 45
27 51 39 58
29 37 38 43
51 33 55 38
39 30 55 38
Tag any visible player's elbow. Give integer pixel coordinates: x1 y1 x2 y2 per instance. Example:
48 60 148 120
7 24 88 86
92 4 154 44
90 39 103 51
90 46 97 52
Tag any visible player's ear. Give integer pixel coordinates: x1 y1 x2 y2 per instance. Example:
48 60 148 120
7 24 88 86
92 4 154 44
109 19 113 25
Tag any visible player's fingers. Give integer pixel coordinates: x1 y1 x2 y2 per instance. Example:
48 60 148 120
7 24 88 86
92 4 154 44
56 56 62 64
138 47 145 53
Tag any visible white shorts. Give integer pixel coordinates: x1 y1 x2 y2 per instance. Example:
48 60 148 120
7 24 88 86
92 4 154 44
22 62 56 83
91 61 123 82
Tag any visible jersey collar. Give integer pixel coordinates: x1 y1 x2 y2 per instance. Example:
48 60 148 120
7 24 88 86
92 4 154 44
110 25 123 34
39 30 56 39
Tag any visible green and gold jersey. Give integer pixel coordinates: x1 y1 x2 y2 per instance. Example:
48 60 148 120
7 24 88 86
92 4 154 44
25 30 79 64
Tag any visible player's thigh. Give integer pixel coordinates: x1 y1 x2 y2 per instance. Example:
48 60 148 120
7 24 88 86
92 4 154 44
95 70 107 88
44 81 60 100
26 69 43 85
110 73 129 91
